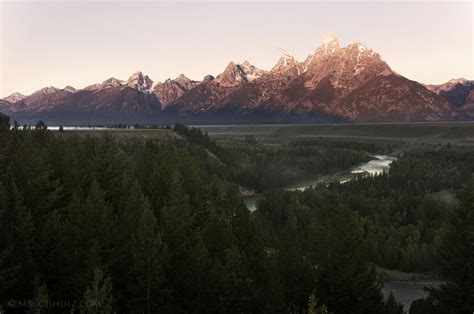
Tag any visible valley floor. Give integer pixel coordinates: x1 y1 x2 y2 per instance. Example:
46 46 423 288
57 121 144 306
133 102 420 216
196 121 474 146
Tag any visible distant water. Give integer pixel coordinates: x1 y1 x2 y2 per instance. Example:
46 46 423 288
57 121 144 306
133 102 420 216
382 281 441 311
351 155 397 175
47 126 110 131
9 126 114 131
244 155 397 211
243 196 259 212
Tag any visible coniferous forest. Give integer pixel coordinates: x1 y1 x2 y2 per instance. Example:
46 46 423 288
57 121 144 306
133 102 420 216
0 113 473 313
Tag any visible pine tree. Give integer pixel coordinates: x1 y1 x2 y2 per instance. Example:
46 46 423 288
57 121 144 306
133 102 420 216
90 135 133 209
57 182 116 300
0 247 18 305
34 120 47 130
307 291 329 314
409 298 435 314
83 268 114 314
0 113 9 132
271 199 314 312
8 140 61 226
30 277 49 314
426 179 474 313
56 193 85 300
11 193 35 297
80 181 116 277
128 205 168 313
0 176 36 300
185 232 215 313
220 246 257 313
165 170 190 210
160 171 216 311
135 140 175 210
35 207 64 302
113 180 149 307
383 292 404 314
310 193 384 313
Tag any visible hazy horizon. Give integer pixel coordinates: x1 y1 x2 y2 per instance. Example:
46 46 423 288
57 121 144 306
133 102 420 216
1 0 472 98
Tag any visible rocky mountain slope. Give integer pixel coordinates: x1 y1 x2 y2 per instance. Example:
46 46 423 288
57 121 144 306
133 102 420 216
1 37 469 124
152 74 199 108
426 79 474 111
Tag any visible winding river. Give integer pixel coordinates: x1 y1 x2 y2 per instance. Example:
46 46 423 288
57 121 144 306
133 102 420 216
244 155 397 212
243 155 443 311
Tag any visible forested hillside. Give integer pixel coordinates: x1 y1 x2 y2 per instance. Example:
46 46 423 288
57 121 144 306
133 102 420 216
0 114 472 313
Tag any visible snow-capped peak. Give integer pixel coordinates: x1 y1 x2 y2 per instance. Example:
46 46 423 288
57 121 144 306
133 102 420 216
447 78 468 84
34 86 60 95
282 53 295 66
63 86 77 93
241 60 255 72
349 42 376 57
215 62 248 86
175 73 190 84
271 53 298 73
174 74 196 89
318 35 340 55
322 35 338 46
356 43 367 53
239 61 264 81
203 75 215 82
176 73 188 80
2 92 26 103
127 71 153 93
425 78 472 93
100 78 124 89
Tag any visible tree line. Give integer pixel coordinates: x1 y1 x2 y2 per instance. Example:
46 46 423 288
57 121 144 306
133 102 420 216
0 115 472 313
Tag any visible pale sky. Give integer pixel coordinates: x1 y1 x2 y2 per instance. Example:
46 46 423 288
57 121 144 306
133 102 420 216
0 0 472 97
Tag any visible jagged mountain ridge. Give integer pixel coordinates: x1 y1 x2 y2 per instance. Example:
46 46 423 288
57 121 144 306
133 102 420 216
152 74 199 108
425 79 474 108
425 79 474 118
3 73 162 123
165 37 455 122
1 37 469 123
165 60 268 115
3 92 26 104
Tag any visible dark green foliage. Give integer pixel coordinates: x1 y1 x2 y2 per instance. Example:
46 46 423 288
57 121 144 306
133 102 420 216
128 205 168 313
35 120 47 131
304 145 474 272
173 122 221 156
30 277 49 314
251 144 474 311
218 137 372 192
266 206 315 311
424 178 474 313
83 268 114 314
307 292 330 314
409 298 436 314
0 113 9 131
383 292 404 314
254 191 385 312
0 175 35 300
220 246 258 312
56 181 117 300
0 124 472 312
309 195 384 313
0 247 18 299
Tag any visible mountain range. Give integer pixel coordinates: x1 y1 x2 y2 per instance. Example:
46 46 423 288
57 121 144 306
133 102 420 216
1 36 472 124
424 78 474 113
